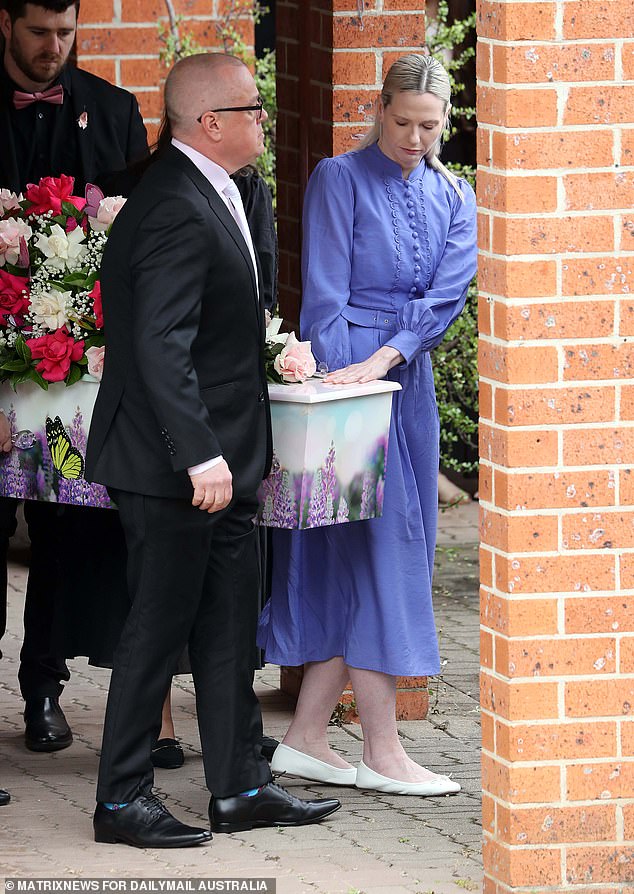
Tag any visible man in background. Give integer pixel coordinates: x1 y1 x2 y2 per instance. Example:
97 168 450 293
0 0 147 752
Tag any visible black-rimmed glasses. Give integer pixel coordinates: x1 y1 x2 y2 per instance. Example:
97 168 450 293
197 97 264 124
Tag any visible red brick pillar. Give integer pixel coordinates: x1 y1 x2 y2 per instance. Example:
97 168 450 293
478 0 634 888
76 2 253 141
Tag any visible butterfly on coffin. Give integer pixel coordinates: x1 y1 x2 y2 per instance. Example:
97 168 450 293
45 416 85 480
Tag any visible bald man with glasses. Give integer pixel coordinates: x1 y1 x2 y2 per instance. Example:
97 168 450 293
85 53 340 850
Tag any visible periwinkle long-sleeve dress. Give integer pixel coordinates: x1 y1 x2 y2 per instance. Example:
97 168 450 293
257 142 477 676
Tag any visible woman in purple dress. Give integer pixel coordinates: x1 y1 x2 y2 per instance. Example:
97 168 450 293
258 54 477 795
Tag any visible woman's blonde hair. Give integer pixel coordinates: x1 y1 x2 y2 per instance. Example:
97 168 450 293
359 53 463 198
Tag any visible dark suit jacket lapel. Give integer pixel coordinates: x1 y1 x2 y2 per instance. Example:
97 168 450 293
0 81 20 192
165 147 261 315
52 69 96 185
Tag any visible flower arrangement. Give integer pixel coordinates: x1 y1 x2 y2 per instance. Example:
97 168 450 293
264 316 317 384
0 175 125 390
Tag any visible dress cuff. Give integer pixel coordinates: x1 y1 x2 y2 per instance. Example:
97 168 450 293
385 329 422 366
188 455 223 476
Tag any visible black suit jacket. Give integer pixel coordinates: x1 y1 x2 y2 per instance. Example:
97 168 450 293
0 65 148 193
85 146 272 500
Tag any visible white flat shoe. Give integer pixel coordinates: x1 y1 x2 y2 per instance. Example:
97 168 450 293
270 743 357 786
355 761 461 796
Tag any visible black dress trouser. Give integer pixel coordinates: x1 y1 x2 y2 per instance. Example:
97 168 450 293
0 498 70 697
96 490 272 804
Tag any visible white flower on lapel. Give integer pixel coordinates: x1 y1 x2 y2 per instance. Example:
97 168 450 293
78 111 88 130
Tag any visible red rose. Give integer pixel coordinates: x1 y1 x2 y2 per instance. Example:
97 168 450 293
26 327 84 382
0 270 30 326
90 281 103 329
25 175 86 216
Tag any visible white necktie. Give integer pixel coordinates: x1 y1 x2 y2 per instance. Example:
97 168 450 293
222 180 258 291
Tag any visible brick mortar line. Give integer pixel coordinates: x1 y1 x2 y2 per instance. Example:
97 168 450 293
481 666 634 682
479 122 634 132
478 37 632 48
479 208 634 218
481 505 634 517
481 747 634 769
479 583 634 600
480 335 634 347
481 80 634 88
485 793 634 814
477 293 633 303
480 631 634 647
476 164 634 175
478 249 634 260
332 9 425 16
480 416 629 429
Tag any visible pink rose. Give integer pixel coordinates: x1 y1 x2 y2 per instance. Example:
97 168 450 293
90 281 103 328
26 327 84 382
25 175 85 215
274 332 317 383
0 189 22 215
0 270 30 325
86 345 105 381
0 217 32 266
88 195 126 232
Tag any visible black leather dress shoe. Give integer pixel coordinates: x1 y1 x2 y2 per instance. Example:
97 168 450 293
260 735 280 762
0 789 10 806
151 738 185 769
24 697 73 752
94 795 212 848
209 781 341 833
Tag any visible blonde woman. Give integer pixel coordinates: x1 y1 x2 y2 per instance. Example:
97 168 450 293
259 54 477 795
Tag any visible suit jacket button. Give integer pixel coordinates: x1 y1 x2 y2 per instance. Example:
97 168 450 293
258 392 264 402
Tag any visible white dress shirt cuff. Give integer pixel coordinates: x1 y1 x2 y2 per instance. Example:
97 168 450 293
188 455 223 476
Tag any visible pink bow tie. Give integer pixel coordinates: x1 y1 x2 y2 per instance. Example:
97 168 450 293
13 84 64 110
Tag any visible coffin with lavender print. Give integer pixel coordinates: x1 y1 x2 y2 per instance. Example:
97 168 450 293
0 378 112 507
257 379 401 529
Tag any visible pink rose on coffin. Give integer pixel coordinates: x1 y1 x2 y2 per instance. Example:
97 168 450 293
0 218 32 266
0 189 23 215
273 332 317 383
88 195 126 232
86 345 105 381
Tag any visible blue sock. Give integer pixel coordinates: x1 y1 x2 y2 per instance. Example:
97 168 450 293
237 786 264 798
103 802 129 810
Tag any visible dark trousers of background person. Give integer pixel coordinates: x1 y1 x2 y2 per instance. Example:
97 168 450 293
96 491 271 805
0 498 130 696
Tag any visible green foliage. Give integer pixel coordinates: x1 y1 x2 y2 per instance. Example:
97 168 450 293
427 2 478 475
433 280 478 475
426 0 476 133
158 1 276 198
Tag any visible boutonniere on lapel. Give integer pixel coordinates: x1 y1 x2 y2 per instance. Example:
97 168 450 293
77 111 88 130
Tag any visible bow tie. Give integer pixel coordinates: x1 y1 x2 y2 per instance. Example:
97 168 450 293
13 84 64 110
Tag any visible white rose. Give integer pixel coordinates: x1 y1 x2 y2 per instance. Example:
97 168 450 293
35 223 86 270
0 217 32 266
89 195 126 232
29 288 71 331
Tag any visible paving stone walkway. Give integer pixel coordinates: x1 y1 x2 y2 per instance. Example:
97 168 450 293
0 501 481 894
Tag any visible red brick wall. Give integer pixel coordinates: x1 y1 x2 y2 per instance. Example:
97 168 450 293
76 2 254 142
478 0 634 889
276 1 426 324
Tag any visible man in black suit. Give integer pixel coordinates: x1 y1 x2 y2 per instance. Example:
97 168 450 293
85 52 340 848
0 0 147 752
